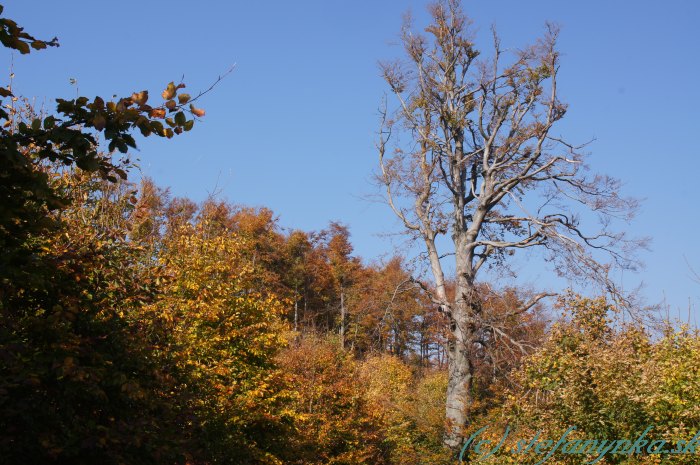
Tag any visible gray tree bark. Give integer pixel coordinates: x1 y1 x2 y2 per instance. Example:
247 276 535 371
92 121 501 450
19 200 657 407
377 0 643 451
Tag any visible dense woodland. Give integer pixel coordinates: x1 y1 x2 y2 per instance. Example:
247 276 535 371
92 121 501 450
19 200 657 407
2 3 700 465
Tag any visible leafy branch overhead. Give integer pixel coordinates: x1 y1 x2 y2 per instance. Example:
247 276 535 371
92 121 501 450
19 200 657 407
0 3 227 286
0 5 58 57
0 4 215 184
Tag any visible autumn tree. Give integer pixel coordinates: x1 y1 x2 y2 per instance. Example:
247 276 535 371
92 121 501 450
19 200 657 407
324 222 361 348
144 214 294 464
377 0 643 449
476 295 700 465
278 335 390 465
0 7 216 463
129 177 169 253
282 230 335 333
344 256 429 358
0 3 207 287
284 230 315 331
0 168 178 464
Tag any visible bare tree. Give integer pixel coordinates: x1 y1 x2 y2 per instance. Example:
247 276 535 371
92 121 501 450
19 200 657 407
376 0 644 450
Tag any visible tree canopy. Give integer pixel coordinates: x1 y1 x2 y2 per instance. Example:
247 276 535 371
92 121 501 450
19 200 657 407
377 0 645 449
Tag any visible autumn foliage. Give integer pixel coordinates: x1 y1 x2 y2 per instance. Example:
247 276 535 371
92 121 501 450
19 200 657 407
2 5 700 465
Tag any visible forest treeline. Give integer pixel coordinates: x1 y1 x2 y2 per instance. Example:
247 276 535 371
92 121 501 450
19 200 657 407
0 150 469 463
2 4 700 465
4 160 700 465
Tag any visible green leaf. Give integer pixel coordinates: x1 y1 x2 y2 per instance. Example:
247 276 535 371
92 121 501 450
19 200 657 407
43 116 56 129
150 120 165 136
174 111 186 126
122 134 136 148
75 156 99 171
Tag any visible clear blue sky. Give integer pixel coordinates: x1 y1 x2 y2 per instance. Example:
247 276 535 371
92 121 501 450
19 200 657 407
5 1 700 318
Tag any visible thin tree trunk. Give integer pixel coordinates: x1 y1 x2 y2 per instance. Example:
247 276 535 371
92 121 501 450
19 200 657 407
339 286 345 348
294 285 299 332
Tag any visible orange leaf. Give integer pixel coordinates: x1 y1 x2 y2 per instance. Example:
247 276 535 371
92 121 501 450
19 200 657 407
190 104 205 117
149 108 166 119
